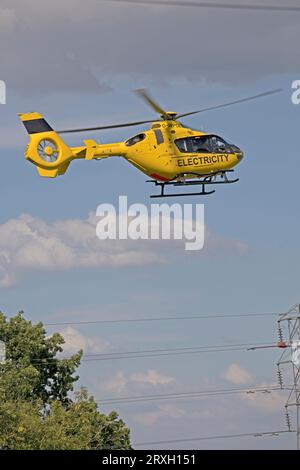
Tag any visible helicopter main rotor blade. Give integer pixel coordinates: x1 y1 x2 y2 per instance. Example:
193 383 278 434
57 87 283 134
58 119 159 134
135 88 170 119
176 88 283 119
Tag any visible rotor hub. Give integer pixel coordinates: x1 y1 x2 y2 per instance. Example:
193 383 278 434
162 111 178 120
44 145 54 156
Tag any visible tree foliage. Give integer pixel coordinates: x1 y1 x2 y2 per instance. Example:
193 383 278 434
0 312 131 450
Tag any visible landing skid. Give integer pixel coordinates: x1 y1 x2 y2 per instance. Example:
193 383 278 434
147 171 239 198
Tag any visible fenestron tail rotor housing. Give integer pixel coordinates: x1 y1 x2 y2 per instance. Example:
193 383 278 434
37 139 59 163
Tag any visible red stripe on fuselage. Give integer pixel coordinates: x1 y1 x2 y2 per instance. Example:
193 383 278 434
150 173 170 182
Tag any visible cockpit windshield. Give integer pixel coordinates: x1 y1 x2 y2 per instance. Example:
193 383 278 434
175 135 240 153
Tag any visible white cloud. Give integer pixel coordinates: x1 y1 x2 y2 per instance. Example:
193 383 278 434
0 0 299 90
204 227 249 256
130 369 175 386
101 371 128 395
0 213 162 287
59 326 111 354
0 212 248 287
0 8 17 32
223 363 254 385
242 386 286 413
100 369 176 395
134 403 186 427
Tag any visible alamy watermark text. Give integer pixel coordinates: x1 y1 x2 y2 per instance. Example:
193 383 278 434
95 196 205 251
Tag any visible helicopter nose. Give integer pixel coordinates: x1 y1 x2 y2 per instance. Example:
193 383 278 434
236 151 244 162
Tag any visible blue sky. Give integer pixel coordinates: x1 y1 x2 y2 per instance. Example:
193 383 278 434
0 0 300 449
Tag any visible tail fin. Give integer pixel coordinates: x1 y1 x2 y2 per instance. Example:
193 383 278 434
19 112 73 177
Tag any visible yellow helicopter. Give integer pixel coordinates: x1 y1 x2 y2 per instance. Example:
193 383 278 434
19 88 281 197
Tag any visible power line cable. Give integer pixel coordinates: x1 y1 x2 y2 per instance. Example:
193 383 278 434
134 430 293 447
44 312 280 327
79 346 277 361
96 385 281 405
102 0 300 13
16 340 276 365
82 341 274 357
80 343 276 361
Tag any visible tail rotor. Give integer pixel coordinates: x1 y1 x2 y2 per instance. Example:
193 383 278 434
19 112 73 177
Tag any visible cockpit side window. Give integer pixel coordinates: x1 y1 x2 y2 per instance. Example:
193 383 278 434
125 133 146 147
175 136 211 153
154 129 164 145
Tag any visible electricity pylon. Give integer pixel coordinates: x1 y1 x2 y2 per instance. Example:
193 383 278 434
277 304 300 450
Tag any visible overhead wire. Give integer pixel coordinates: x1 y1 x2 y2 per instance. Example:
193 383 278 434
134 430 294 447
102 0 300 13
10 340 278 366
96 385 281 405
44 311 280 327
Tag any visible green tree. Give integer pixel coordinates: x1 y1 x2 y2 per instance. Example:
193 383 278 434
0 312 131 450
0 311 81 403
